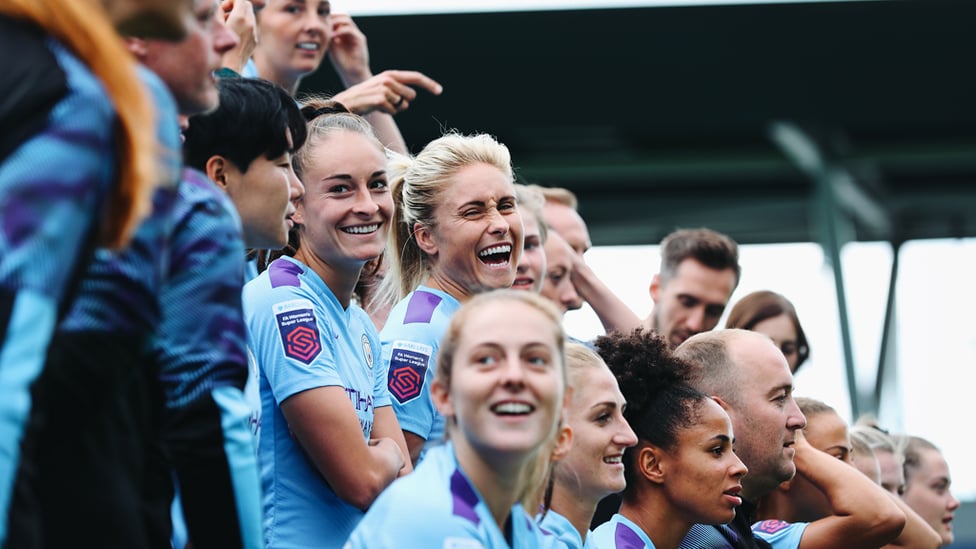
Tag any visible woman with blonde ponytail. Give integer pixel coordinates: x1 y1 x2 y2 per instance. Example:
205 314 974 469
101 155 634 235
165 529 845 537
376 132 525 467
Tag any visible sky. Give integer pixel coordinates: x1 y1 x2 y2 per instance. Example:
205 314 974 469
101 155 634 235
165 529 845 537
560 239 976 501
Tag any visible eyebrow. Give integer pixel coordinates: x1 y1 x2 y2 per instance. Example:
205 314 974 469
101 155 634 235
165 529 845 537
322 170 386 182
710 434 732 444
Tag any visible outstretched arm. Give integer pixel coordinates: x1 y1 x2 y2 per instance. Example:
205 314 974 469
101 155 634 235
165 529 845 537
219 0 256 74
327 14 442 154
569 253 641 335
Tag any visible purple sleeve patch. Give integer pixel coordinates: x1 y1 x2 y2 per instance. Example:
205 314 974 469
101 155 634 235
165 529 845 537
275 303 321 364
268 259 303 288
753 520 791 534
403 290 443 324
387 341 431 404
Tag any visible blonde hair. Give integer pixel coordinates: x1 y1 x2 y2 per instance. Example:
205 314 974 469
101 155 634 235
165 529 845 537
379 132 513 307
0 0 156 249
515 184 548 245
528 184 579 210
533 343 612 513
293 97 383 182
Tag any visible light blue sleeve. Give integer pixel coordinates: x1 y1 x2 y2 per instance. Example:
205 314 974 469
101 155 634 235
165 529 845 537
382 322 439 439
250 283 342 404
751 520 807 549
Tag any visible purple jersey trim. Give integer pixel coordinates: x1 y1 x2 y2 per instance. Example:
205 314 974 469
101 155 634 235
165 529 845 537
616 521 647 549
403 290 443 324
268 259 303 289
450 468 480 526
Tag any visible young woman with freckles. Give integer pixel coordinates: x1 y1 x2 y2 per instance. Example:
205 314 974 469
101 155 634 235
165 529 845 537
347 290 569 548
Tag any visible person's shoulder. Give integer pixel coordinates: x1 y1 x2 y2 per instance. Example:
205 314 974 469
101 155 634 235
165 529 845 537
387 287 459 327
243 258 318 308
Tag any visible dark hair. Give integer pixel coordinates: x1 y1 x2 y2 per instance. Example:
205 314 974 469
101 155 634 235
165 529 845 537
725 290 810 371
660 228 740 287
595 329 711 493
183 78 307 174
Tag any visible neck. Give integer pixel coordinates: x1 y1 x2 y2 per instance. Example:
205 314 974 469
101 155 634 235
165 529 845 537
253 54 301 96
549 483 599 543
423 272 473 303
292 246 361 308
619 490 694 549
452 436 529 532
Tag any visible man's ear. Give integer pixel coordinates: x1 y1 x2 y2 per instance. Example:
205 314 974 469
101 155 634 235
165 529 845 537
414 222 437 256
206 156 229 190
649 273 662 304
638 444 666 484
124 36 148 60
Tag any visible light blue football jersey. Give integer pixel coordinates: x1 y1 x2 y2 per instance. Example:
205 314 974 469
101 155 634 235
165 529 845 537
591 514 657 549
345 443 554 549
244 256 389 548
380 286 460 461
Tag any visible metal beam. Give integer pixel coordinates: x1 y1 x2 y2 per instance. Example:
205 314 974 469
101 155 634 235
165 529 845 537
769 121 880 419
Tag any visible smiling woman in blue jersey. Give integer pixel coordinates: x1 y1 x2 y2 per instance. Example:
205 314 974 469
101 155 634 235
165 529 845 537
242 100 411 548
374 132 525 467
539 343 638 548
346 289 568 548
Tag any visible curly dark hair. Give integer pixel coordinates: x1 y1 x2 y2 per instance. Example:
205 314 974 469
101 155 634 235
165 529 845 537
595 328 712 493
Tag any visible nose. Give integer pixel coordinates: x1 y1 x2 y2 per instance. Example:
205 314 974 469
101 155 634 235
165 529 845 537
301 5 328 33
499 355 526 389
213 12 239 55
785 397 807 431
288 168 304 201
685 307 705 333
351 185 379 215
948 492 961 511
615 416 638 448
560 281 582 311
730 453 748 479
486 207 510 236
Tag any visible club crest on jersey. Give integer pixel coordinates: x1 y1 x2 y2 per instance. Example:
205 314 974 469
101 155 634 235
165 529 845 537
753 520 791 534
361 334 374 369
274 299 321 365
387 340 432 404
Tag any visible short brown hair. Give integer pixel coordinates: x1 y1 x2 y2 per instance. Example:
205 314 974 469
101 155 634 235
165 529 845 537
660 228 740 287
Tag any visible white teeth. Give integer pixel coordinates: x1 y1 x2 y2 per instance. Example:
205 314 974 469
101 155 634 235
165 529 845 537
297 42 319 50
603 456 622 464
492 402 532 415
343 224 379 234
479 244 512 257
